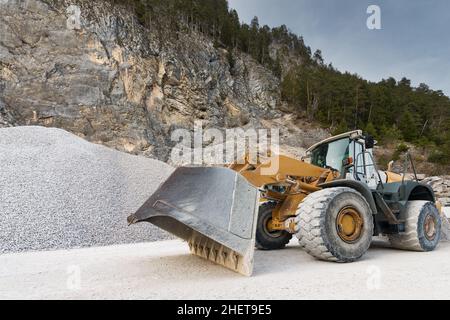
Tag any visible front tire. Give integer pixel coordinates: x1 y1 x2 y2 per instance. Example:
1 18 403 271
296 187 373 262
388 201 441 252
255 202 292 250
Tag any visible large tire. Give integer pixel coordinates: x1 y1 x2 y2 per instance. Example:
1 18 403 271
295 187 373 262
388 201 441 252
255 202 292 250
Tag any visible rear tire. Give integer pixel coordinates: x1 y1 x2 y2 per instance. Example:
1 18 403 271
295 187 373 262
255 202 292 250
388 201 441 252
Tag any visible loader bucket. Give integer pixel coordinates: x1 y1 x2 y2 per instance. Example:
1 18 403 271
128 167 260 276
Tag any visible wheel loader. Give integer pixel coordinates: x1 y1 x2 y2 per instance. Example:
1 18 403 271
128 130 442 275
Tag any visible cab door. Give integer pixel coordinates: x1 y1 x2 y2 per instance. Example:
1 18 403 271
364 149 380 189
348 141 365 181
348 141 379 189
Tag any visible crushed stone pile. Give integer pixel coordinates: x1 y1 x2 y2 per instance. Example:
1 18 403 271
0 126 174 254
423 176 450 206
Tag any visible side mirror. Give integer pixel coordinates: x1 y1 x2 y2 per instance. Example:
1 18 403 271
365 135 375 149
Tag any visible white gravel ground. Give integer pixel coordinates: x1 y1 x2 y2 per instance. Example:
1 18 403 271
0 126 174 254
1 239 450 299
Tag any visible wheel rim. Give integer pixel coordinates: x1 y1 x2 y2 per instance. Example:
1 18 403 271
336 206 364 243
424 214 437 241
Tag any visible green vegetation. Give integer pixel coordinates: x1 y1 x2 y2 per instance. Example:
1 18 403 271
281 63 450 164
111 0 311 73
109 0 450 165
392 143 410 161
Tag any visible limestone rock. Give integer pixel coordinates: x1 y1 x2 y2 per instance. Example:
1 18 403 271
0 0 330 162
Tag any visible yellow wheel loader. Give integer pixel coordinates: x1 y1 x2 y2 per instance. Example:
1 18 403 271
128 130 442 275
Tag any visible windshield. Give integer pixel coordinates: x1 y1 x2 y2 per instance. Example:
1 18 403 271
310 138 350 172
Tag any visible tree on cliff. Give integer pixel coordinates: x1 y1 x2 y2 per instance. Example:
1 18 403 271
109 0 450 165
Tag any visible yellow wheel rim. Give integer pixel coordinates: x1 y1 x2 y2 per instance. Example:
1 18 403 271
336 207 364 243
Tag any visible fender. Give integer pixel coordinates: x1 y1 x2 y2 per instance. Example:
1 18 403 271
382 181 436 203
318 179 378 215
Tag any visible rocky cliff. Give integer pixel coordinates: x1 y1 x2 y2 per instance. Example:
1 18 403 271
2 0 450 213
0 0 328 161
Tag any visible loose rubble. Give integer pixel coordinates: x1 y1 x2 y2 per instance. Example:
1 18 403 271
0 126 174 254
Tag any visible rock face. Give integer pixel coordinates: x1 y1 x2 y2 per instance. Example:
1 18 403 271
0 98 16 127
0 0 312 161
423 176 450 206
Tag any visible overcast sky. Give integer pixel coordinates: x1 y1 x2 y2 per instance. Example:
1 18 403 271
228 0 450 95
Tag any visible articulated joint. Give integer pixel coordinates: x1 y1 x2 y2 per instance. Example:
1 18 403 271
268 217 297 234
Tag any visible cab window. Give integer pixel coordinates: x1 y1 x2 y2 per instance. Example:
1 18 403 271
310 138 350 172
349 141 365 179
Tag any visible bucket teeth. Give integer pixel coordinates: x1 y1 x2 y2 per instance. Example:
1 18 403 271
131 167 259 276
188 232 253 276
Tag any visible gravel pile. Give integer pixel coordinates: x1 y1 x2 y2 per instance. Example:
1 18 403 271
0 126 175 254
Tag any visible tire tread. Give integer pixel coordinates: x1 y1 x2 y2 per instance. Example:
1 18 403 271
295 187 371 262
388 201 440 252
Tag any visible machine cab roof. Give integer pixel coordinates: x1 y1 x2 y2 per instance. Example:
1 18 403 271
306 130 364 154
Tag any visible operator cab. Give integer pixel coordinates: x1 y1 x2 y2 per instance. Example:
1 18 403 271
306 130 381 189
